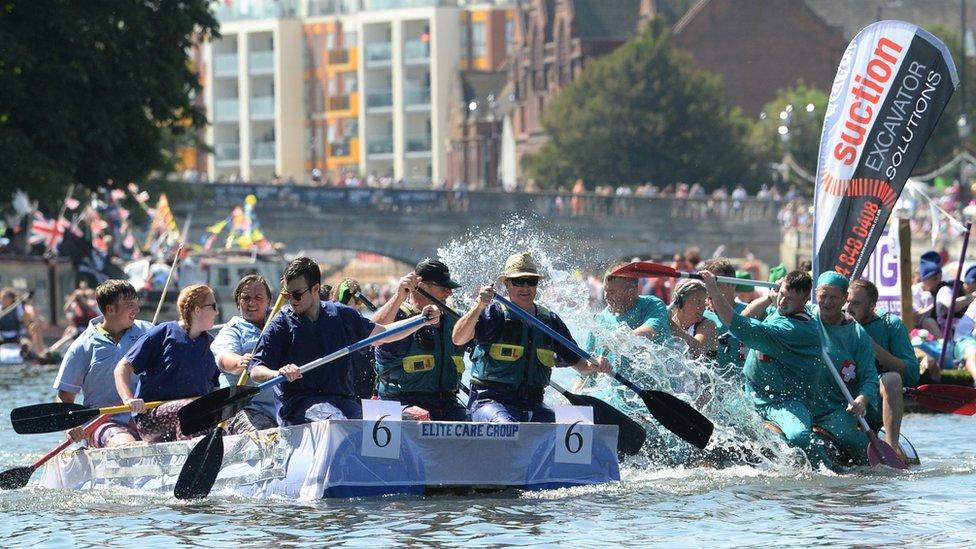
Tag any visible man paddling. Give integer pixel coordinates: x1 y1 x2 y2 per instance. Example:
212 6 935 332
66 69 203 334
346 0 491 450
372 259 468 421
211 274 278 433
453 252 610 423
699 269 833 469
574 261 671 393
809 272 880 466
53 280 151 447
248 257 440 425
845 278 919 457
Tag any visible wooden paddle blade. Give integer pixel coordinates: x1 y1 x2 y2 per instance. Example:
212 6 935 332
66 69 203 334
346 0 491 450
178 386 259 435
610 261 679 279
174 428 225 500
866 431 908 470
908 384 976 415
0 466 35 490
639 390 714 449
562 393 647 455
10 402 99 434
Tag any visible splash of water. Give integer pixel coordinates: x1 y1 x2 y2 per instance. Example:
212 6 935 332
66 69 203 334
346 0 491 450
438 218 803 473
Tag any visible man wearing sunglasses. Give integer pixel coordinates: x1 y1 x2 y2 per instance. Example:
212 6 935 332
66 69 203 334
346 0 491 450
453 252 611 423
249 257 440 426
372 258 468 421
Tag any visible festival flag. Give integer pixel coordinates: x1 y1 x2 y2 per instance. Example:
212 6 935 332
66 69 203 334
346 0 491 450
813 21 958 279
144 193 180 248
64 197 80 211
28 212 70 253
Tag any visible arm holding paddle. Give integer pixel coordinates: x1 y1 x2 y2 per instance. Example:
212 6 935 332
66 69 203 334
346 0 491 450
251 305 441 383
371 272 420 325
114 357 145 413
452 285 610 375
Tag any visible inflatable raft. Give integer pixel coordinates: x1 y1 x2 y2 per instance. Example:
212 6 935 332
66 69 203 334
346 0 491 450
39 419 621 499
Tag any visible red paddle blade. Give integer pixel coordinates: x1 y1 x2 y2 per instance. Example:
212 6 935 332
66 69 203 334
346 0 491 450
908 384 976 415
610 261 680 279
866 431 908 470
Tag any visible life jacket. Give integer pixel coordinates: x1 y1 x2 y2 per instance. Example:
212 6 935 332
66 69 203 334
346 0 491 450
0 304 24 343
375 302 465 397
470 302 557 390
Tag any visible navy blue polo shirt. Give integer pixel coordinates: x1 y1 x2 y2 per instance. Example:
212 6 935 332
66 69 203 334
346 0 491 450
250 301 375 402
125 321 219 401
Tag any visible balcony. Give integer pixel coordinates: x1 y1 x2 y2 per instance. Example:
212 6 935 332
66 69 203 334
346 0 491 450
405 133 431 153
403 87 430 107
214 53 238 77
365 42 392 65
328 95 350 111
214 143 240 164
250 95 274 119
327 49 349 65
252 141 275 162
403 40 430 62
367 136 394 155
249 51 274 74
214 98 240 122
365 89 393 109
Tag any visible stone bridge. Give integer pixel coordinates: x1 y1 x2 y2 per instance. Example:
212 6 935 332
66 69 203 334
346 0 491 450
172 184 788 266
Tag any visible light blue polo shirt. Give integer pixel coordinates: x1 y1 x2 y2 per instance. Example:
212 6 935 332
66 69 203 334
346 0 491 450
52 317 154 422
211 315 279 421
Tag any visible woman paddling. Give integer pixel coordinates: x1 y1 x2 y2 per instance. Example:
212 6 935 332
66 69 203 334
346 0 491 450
114 284 220 442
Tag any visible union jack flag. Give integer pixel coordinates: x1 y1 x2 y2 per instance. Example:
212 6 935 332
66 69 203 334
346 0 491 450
29 212 70 252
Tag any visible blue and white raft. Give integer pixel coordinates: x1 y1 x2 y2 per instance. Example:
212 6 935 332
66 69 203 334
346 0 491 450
38 419 621 499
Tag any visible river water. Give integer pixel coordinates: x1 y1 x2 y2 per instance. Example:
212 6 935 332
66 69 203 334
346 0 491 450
1 363 975 547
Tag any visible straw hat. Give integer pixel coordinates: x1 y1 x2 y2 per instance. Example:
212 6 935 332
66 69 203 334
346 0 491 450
499 252 543 281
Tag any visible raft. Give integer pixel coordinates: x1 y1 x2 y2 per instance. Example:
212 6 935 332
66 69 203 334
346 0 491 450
38 419 621 499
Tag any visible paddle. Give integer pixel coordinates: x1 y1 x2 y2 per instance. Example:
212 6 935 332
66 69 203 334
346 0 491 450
10 400 168 434
0 290 33 322
814 322 907 469
353 289 377 312
0 414 111 490
905 384 976 416
611 261 779 289
174 291 287 500
415 286 647 455
177 313 430 436
492 293 713 449
151 243 184 324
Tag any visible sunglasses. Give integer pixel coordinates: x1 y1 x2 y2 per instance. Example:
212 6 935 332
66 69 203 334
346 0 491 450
285 287 312 301
201 302 218 311
508 277 539 287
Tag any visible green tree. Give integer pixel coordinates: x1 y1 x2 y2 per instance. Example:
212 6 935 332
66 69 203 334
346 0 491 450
524 19 756 191
0 0 218 209
749 83 828 188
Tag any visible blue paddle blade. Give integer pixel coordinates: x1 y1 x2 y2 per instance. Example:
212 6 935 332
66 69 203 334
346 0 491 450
174 427 225 500
178 385 260 435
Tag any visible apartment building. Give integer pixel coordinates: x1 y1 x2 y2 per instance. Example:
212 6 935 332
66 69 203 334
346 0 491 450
203 0 513 186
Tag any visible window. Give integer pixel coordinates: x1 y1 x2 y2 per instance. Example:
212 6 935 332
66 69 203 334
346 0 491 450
344 30 357 47
460 23 469 58
472 22 486 58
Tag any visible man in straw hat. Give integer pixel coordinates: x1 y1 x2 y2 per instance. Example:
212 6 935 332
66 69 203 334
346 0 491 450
453 252 611 423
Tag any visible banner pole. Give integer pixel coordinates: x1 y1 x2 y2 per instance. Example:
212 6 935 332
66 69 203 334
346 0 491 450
898 218 914 328
936 221 973 369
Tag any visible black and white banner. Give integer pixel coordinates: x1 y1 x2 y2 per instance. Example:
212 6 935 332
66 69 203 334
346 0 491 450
813 21 957 280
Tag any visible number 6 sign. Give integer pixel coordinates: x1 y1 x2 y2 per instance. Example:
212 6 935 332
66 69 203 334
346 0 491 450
554 405 593 464
361 399 402 459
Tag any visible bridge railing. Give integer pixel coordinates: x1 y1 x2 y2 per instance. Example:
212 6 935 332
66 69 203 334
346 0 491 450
198 183 790 224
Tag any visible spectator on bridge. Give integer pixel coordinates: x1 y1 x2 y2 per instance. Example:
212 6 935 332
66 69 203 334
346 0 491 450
571 179 587 216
